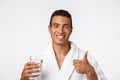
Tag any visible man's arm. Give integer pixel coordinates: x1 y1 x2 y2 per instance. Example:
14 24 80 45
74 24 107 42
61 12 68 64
86 66 98 80
73 51 98 80
21 62 40 80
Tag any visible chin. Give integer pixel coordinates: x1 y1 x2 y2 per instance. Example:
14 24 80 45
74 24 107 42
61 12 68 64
55 41 69 46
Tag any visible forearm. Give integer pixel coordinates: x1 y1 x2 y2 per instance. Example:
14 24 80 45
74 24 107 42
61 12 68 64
20 77 29 80
86 66 98 80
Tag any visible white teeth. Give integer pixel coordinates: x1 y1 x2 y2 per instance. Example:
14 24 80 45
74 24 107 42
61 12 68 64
57 36 64 39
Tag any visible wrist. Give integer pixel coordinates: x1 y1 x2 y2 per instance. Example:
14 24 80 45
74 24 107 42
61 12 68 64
20 77 29 80
86 66 92 74
86 66 98 80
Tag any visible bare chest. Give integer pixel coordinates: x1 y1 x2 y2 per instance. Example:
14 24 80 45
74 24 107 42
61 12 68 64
56 56 65 69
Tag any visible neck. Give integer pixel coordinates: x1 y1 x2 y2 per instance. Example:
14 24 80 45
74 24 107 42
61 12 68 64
52 42 71 57
52 41 71 69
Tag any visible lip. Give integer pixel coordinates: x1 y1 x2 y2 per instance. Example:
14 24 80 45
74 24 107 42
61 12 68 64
56 35 65 41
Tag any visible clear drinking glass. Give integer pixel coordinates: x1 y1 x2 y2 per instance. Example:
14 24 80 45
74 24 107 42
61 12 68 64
29 56 43 80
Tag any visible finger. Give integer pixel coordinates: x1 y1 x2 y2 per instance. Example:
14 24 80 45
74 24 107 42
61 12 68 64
83 51 88 60
74 67 81 73
73 59 82 64
73 63 80 67
25 63 40 70
27 73 39 78
29 74 40 77
27 62 40 66
27 65 40 70
27 69 40 74
25 62 35 67
73 59 81 62
73 59 83 62
73 60 81 67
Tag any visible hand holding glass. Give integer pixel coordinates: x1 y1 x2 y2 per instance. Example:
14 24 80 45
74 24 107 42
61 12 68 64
29 56 43 80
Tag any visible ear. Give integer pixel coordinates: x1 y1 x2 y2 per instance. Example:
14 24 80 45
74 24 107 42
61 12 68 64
48 25 51 34
70 27 73 34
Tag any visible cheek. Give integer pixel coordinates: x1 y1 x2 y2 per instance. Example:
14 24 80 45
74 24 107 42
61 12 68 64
50 30 56 38
49 29 54 35
67 29 72 34
67 30 72 36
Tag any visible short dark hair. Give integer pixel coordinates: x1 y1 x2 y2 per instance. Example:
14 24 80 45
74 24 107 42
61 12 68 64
49 9 72 27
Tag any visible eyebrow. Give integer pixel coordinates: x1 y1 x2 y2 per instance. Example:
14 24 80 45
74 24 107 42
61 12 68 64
52 23 71 26
63 24 71 26
52 23 60 25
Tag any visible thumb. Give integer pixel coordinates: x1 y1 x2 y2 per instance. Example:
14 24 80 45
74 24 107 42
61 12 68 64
83 51 88 61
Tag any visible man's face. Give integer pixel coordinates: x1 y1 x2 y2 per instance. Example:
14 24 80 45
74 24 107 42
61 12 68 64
48 16 72 46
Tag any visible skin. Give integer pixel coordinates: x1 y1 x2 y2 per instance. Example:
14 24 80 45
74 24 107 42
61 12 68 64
49 16 72 47
21 62 41 80
48 16 72 68
21 16 98 80
73 51 98 80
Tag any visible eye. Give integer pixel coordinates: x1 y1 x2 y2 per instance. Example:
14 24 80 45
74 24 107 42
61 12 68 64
52 23 60 29
53 24 59 28
63 24 71 29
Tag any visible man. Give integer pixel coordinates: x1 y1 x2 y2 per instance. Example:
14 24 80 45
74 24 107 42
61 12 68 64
21 9 106 80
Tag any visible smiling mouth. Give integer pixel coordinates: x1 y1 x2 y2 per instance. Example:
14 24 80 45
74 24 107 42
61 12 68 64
56 35 65 40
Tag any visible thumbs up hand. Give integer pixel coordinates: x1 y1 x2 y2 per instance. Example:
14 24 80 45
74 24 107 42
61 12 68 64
73 51 92 74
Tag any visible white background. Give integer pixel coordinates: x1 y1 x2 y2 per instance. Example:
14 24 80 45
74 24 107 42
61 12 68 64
0 0 120 80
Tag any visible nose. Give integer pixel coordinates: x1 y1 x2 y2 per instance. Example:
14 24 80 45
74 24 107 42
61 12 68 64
58 26 64 33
